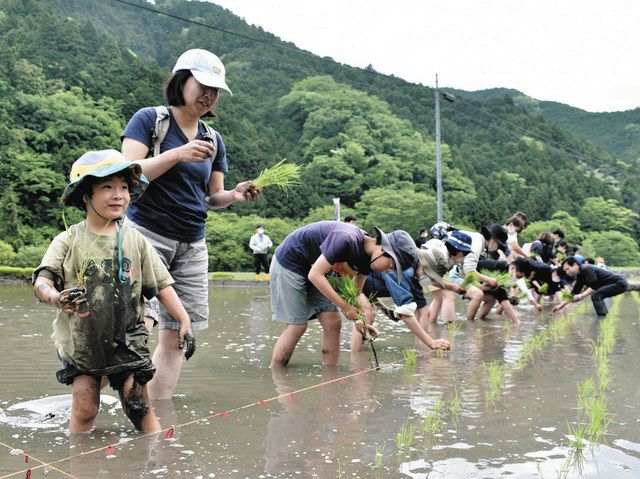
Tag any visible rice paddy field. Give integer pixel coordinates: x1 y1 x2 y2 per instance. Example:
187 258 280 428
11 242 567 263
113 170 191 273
0 284 639 478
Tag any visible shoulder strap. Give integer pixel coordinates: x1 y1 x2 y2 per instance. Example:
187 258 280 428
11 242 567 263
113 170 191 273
151 106 171 158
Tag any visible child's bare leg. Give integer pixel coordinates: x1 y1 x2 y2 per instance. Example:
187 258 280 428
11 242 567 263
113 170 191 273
428 290 443 323
272 323 307 367
441 289 457 324
69 375 100 433
119 374 161 433
147 329 183 400
499 300 520 324
477 296 497 320
465 286 484 321
318 311 342 366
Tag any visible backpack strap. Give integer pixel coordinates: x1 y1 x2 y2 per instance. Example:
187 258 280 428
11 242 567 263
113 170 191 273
150 106 218 160
151 106 171 158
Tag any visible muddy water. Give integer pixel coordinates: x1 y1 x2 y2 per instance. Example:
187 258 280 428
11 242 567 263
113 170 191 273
0 284 639 478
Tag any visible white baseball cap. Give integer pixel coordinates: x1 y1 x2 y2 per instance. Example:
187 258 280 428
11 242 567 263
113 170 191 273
172 49 232 95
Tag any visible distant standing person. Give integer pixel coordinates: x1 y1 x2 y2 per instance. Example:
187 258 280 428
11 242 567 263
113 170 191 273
344 214 357 225
415 227 429 247
553 257 628 316
249 225 273 280
120 49 258 399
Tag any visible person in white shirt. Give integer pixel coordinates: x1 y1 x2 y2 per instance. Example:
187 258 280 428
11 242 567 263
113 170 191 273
249 225 273 280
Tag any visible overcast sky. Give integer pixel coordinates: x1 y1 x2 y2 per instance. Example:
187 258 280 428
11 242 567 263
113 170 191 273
211 0 639 113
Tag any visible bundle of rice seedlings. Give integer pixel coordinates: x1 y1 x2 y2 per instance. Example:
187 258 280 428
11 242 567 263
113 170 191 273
561 291 574 302
244 159 301 196
537 282 549 294
460 271 479 289
479 269 515 289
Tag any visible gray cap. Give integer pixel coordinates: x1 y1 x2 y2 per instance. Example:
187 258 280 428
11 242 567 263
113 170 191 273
373 227 418 283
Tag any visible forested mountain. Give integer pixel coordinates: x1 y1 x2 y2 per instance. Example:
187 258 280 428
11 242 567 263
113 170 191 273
450 87 640 165
1 0 639 267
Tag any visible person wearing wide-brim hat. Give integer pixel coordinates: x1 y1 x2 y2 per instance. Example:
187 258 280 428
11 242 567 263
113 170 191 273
121 49 260 400
33 150 195 433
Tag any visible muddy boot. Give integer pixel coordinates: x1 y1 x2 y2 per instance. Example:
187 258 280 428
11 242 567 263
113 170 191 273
255 274 261 281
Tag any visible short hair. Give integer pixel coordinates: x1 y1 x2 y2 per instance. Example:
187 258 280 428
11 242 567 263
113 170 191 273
584 257 595 265
557 240 568 248
77 172 134 211
344 214 357 223
164 70 215 118
552 228 565 239
538 232 554 245
561 257 579 268
419 227 427 234
256 225 264 229
512 258 532 276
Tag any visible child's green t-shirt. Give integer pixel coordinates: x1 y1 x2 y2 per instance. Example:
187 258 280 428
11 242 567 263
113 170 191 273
33 221 174 376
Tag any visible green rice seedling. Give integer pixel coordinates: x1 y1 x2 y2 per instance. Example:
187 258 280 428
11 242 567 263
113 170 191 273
537 282 549 294
374 444 385 469
478 269 515 289
576 378 595 412
446 321 462 335
423 397 444 435
403 348 417 369
475 328 483 340
460 271 479 289
566 421 588 471
434 348 445 359
247 159 301 193
396 420 416 451
561 291 574 302
484 360 507 402
586 394 611 444
448 389 463 419
596 359 611 392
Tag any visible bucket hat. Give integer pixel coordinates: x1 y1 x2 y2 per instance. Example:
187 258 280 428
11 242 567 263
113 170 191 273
61 150 148 209
430 221 453 240
480 224 508 251
443 230 473 253
173 49 232 95
373 227 418 283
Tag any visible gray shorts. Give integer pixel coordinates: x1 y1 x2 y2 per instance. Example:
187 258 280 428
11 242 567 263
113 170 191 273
270 255 338 325
125 219 209 331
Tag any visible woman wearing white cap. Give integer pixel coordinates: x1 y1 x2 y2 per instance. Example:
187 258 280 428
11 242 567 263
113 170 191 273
120 49 258 399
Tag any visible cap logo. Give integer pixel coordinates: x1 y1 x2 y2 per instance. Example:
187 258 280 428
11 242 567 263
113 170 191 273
212 66 222 75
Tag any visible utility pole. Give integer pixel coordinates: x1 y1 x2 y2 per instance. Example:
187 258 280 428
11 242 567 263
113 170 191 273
435 74 443 222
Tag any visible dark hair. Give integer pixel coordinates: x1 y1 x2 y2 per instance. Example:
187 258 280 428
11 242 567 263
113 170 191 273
558 240 568 248
419 228 427 234
256 225 264 229
164 70 216 118
505 217 524 231
538 232 554 246
584 257 596 265
513 211 528 225
561 257 579 268
552 228 565 239
445 241 468 256
512 258 532 276
344 214 357 222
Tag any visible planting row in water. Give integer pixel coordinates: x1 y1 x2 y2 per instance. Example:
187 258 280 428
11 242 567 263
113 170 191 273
558 295 624 478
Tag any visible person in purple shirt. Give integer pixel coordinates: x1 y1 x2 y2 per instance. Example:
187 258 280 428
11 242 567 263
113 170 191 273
270 221 419 366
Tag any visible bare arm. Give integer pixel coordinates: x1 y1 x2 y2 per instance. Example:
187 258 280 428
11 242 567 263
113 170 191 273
157 286 191 339
308 255 359 320
34 276 62 309
121 137 213 181
205 171 258 209
400 314 450 350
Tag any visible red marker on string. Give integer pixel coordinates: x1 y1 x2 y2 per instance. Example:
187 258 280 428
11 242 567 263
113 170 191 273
24 454 29 463
25 469 31 479
105 445 116 456
258 400 266 407
289 392 295 400
165 427 174 439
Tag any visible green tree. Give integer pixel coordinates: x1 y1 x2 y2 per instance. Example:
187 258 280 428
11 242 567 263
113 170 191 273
581 231 640 266
578 197 639 236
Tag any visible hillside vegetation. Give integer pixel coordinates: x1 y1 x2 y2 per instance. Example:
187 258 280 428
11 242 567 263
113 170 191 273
0 0 638 268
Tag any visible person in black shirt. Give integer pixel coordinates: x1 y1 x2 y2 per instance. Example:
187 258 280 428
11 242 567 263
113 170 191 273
415 228 429 247
553 257 628 316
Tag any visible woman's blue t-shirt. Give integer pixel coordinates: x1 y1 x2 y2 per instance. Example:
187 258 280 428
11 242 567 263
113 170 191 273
121 107 228 242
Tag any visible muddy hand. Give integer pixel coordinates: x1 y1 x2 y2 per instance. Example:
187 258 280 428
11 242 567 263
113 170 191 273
179 332 197 361
58 286 88 316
